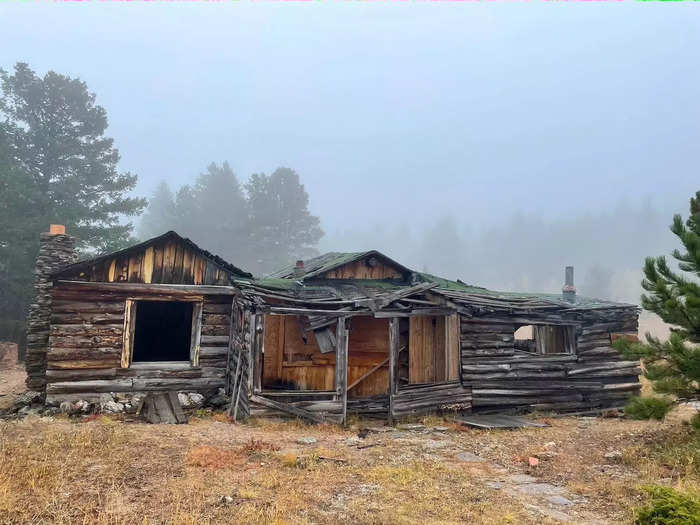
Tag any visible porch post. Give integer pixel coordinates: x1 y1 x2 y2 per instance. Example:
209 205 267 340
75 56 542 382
388 317 399 424
335 317 348 424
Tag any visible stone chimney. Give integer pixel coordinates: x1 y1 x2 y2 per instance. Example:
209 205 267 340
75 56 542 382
292 259 305 278
25 225 77 393
562 265 576 303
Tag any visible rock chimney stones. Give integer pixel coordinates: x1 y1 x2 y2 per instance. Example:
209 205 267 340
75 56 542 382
25 226 77 392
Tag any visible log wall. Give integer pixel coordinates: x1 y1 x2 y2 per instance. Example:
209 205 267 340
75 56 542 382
44 283 231 402
462 306 641 413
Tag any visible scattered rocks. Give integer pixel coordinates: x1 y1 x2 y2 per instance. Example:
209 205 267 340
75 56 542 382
188 393 205 407
431 426 449 433
507 474 538 484
60 401 74 414
296 437 317 445
422 439 449 450
547 495 574 506
179 392 206 409
102 401 125 414
218 495 234 505
456 451 485 463
396 423 425 431
15 390 42 408
344 436 363 446
365 426 394 433
74 400 91 414
604 450 623 460
390 431 409 440
485 481 504 490
18 405 41 416
208 393 230 408
514 483 564 497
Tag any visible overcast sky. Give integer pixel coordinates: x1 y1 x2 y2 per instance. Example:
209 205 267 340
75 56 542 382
1 2 698 235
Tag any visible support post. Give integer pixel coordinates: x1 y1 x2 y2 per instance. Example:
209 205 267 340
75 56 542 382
335 317 348 424
388 317 399 424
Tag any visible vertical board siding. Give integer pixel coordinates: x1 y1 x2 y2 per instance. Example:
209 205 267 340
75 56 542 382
56 236 242 286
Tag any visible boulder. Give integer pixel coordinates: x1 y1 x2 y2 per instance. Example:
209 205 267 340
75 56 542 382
102 401 124 414
15 391 42 408
188 393 205 408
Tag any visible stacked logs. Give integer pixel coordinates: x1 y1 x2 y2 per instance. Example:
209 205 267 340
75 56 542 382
25 232 77 392
463 306 641 413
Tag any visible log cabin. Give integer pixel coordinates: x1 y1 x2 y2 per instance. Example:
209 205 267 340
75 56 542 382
26 227 640 422
25 228 252 404
227 252 641 424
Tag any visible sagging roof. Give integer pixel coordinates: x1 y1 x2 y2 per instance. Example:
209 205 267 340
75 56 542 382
52 230 253 281
242 251 635 314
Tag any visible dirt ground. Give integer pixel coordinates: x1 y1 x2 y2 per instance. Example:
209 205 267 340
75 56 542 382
0 364 27 410
0 405 698 525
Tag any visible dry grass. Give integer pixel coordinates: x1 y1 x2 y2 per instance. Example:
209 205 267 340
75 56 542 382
0 409 698 524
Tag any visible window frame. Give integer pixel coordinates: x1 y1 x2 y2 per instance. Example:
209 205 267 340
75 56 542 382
514 323 577 356
121 298 203 368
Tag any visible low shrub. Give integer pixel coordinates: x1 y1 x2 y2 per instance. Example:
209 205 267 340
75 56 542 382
625 396 674 420
635 485 700 525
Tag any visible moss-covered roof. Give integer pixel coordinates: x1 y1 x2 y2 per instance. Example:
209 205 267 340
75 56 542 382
265 251 411 280
246 254 636 311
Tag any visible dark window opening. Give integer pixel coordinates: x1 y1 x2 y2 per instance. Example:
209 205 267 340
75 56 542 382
133 301 193 362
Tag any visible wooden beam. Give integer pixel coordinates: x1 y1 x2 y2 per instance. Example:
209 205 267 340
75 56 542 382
190 302 203 366
56 280 235 296
347 357 389 392
335 317 348 424
388 317 399 423
121 300 136 368
250 394 328 424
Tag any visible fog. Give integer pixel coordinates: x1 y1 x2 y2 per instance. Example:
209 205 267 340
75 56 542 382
2 2 697 305
322 200 677 304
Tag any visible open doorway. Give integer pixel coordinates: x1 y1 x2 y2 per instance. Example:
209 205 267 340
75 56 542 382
132 301 193 362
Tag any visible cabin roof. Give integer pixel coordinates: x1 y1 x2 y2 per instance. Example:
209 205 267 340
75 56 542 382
246 250 636 311
265 250 411 280
52 230 253 280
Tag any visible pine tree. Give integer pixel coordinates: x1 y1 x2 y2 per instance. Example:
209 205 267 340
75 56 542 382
0 63 145 324
245 167 323 274
138 181 176 239
0 63 146 253
617 191 700 401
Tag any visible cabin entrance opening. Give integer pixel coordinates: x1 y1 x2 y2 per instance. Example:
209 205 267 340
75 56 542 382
133 301 193 362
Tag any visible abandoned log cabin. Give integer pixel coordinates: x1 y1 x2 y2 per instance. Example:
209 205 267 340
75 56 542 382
227 252 641 424
27 227 641 423
25 229 252 403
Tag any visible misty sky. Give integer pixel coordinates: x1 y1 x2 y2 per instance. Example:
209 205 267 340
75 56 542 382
1 2 698 300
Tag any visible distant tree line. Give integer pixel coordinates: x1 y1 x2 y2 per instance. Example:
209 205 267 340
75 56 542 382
139 163 323 275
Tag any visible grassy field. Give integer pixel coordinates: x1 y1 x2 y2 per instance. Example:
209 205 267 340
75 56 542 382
0 406 698 525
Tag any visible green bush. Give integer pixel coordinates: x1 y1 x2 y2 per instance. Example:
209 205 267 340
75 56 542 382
625 396 674 420
635 485 700 525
